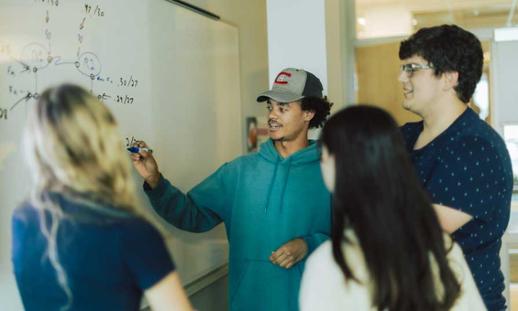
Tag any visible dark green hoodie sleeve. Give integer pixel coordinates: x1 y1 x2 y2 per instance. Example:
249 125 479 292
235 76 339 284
143 164 231 233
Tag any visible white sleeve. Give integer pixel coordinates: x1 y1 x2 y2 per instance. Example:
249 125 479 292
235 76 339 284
300 240 372 310
299 248 326 311
299 242 353 311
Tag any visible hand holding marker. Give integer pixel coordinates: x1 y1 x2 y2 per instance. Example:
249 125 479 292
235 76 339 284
127 146 153 153
128 141 160 188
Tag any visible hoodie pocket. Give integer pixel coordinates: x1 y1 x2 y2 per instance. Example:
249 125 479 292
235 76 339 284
230 260 302 311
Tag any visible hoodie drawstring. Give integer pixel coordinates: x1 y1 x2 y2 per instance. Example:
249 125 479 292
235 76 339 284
278 158 291 213
264 158 292 213
264 161 279 213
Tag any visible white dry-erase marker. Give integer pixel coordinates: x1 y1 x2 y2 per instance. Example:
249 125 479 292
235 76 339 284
127 146 153 153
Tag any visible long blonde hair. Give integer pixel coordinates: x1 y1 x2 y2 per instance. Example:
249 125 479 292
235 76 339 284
23 84 156 309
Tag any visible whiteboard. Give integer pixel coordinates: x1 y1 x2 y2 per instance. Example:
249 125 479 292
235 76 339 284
0 0 241 309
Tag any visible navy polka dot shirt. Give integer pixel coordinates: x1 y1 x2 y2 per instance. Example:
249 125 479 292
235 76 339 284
401 108 513 311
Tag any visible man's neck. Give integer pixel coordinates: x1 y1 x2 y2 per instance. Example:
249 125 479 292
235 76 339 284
274 137 309 158
414 97 467 149
421 98 467 137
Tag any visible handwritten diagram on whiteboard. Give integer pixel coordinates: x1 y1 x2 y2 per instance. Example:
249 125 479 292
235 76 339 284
0 1 145 127
0 1 242 309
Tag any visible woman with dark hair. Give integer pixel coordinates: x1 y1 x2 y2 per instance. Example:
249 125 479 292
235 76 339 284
299 105 484 311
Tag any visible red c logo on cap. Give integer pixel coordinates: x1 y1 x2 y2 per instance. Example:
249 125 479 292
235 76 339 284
274 71 292 85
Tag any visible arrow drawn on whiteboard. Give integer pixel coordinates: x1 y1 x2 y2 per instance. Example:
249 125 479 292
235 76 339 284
10 93 32 111
13 58 30 70
79 17 86 30
0 143 16 172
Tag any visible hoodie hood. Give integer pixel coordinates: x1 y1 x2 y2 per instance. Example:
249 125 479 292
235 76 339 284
258 139 320 165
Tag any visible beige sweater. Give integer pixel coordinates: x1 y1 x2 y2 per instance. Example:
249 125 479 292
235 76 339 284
299 230 486 311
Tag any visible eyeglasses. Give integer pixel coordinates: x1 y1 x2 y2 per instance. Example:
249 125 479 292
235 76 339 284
400 63 434 77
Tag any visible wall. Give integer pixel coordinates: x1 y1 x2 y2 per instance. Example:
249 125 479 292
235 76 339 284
491 38 518 133
265 0 328 92
186 0 269 123
325 0 356 109
355 41 421 125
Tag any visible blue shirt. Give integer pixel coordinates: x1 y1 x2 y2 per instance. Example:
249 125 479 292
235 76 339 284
12 193 175 311
401 108 513 311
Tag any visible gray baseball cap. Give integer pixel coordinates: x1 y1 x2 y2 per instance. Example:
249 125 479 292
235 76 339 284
256 68 323 103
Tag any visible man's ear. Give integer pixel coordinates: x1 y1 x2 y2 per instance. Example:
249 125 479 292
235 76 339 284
304 110 316 123
442 71 459 91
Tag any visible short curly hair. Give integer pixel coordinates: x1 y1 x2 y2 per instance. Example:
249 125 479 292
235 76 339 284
399 24 483 103
301 96 333 129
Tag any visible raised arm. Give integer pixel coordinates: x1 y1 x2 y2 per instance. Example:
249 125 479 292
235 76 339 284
130 141 230 232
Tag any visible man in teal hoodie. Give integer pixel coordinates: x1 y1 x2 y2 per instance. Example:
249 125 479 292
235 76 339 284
131 68 332 310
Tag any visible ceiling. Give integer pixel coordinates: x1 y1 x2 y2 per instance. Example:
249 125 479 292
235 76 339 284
357 0 513 11
355 0 518 39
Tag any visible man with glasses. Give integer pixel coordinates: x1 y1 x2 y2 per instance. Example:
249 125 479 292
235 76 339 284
399 24 513 311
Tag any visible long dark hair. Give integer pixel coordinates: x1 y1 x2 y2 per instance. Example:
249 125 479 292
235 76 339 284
320 105 460 311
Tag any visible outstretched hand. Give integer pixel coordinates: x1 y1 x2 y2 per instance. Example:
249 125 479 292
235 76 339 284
270 238 308 269
129 140 161 188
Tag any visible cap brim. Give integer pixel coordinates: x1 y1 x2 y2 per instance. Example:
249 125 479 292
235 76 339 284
256 90 304 103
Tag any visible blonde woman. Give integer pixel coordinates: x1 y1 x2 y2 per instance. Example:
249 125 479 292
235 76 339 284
12 84 193 311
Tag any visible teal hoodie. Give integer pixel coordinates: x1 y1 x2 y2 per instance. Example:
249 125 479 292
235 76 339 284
144 139 331 310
